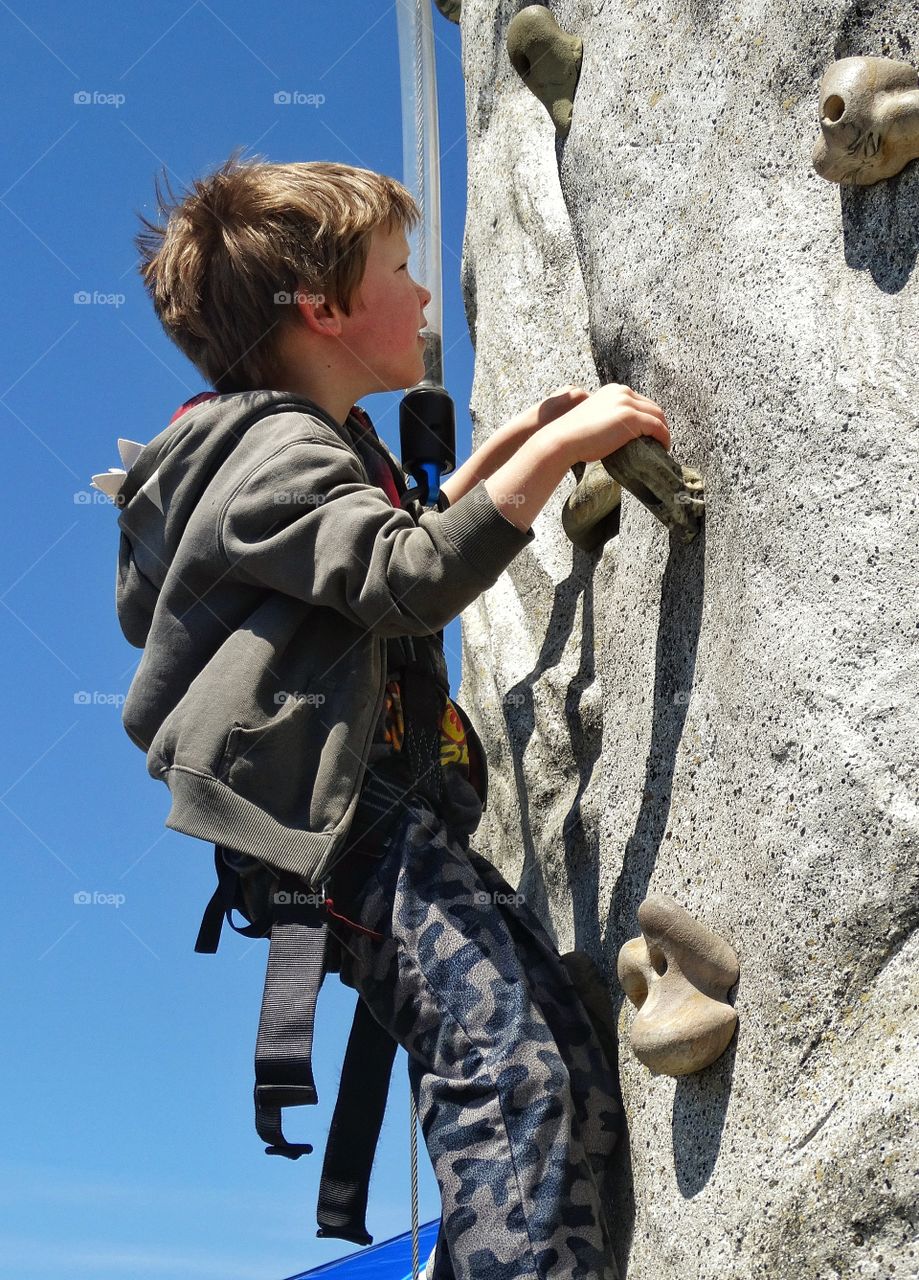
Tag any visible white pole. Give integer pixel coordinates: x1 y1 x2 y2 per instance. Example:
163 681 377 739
395 0 444 390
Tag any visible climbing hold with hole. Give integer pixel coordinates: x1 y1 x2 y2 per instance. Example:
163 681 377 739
506 5 583 137
433 0 461 22
812 56 919 185
617 893 739 1076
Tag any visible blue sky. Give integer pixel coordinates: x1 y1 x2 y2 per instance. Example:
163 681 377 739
1 2 474 1275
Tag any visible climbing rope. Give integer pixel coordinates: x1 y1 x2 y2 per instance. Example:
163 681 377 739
410 1075 420 1276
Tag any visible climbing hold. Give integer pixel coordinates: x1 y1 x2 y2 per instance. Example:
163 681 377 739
433 0 461 22
593 438 704 546
506 5 583 137
617 893 739 1077
561 460 622 552
812 56 919 185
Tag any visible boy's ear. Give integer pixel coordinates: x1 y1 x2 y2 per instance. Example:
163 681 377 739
293 287 343 337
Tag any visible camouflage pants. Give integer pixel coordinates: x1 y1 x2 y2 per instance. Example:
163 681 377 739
326 791 621 1280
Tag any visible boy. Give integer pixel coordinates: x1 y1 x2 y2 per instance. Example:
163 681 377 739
116 151 670 1279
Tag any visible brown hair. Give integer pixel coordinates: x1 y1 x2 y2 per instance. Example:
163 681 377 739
134 147 420 393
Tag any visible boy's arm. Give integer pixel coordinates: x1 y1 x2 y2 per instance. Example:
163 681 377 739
439 419 533 506
440 386 589 506
217 389 666 638
217 413 541 639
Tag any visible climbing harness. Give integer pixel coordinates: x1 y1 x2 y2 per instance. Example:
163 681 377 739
193 639 450 1245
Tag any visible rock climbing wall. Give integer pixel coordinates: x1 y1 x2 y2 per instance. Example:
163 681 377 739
451 1 919 1275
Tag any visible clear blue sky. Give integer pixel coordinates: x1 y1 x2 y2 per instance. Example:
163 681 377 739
0 3 474 1275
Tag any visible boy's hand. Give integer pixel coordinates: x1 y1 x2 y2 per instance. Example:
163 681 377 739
547 383 671 467
504 384 591 438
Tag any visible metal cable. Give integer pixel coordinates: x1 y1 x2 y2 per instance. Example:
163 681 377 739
410 1072 420 1276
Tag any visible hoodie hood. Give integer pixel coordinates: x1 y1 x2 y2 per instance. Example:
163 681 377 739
98 390 350 649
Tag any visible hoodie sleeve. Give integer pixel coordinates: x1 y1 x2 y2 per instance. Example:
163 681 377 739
218 429 535 638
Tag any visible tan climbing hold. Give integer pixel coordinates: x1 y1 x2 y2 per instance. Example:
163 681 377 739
813 57 919 185
601 437 704 546
506 5 583 137
433 0 461 22
562 460 622 552
617 893 739 1076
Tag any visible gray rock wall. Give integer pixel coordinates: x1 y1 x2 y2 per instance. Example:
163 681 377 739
455 2 919 1276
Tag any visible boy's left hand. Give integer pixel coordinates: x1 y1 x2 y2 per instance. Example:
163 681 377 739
504 384 592 439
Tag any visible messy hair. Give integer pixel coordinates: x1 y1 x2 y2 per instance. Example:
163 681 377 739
134 147 420 393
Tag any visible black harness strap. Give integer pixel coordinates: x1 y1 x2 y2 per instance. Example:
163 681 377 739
253 880 328 1159
315 994 399 1246
194 845 273 954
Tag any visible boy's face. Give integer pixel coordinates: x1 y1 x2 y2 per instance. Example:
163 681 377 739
342 221 432 393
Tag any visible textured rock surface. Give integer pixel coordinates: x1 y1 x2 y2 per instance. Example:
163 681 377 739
456 1 919 1276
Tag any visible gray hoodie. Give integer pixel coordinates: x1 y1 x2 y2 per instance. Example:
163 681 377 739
112 389 534 888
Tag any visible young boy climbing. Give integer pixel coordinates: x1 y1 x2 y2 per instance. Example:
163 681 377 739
116 151 670 1280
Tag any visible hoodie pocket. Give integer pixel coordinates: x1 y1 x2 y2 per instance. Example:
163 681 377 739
221 688 334 822
216 721 245 782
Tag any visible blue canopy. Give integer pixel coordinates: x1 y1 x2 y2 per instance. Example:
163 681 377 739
283 1219 440 1279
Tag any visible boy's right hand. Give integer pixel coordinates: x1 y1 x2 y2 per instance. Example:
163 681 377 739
548 383 671 467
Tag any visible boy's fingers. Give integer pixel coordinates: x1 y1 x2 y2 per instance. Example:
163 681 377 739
626 393 670 439
548 384 589 404
622 387 667 418
626 409 671 450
